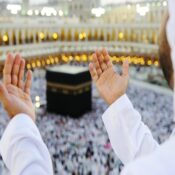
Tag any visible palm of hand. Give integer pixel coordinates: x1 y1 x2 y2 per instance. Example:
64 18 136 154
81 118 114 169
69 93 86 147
89 49 129 105
5 85 35 120
0 53 35 121
96 67 128 105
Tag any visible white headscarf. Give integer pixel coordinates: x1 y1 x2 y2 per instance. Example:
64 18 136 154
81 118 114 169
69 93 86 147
166 0 175 120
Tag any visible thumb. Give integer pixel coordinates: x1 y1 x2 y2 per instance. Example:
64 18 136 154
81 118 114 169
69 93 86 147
122 60 129 77
0 82 9 104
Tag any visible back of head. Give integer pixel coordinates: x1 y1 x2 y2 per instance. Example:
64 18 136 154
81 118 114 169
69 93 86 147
158 10 173 89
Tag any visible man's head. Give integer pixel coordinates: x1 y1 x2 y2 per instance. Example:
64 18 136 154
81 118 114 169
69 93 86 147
158 10 174 89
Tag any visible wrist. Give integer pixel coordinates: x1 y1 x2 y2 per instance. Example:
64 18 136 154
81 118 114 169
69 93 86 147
106 93 125 105
9 110 36 122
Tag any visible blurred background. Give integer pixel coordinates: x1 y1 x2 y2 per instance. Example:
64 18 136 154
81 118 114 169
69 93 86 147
0 0 174 175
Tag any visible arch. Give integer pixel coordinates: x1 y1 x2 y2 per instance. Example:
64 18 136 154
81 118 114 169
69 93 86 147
36 31 39 43
112 29 116 41
74 29 79 41
67 29 72 41
88 29 92 41
118 30 124 41
141 30 148 43
3 32 9 46
124 29 128 41
52 32 59 41
12 30 16 45
152 30 157 44
107 31 111 41
147 29 152 44
25 30 29 43
79 30 86 41
94 29 98 40
127 30 132 42
99 29 104 41
46 31 50 42
39 31 45 42
60 28 65 41
0 32 2 46
131 29 137 42
29 30 34 43
19 30 23 44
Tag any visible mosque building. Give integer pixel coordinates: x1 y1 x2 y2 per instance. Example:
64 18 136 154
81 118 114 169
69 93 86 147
0 0 172 174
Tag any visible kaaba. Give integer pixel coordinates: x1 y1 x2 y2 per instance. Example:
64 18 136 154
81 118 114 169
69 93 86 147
46 65 92 117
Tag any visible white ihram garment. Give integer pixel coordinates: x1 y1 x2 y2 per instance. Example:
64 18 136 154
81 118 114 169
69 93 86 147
102 94 175 175
102 1 175 174
0 114 53 175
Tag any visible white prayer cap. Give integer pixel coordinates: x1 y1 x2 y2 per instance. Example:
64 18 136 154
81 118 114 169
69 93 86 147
166 0 175 120
167 0 175 68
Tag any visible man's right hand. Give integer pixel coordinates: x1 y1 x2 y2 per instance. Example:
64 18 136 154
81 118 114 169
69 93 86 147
89 48 129 105
0 53 35 121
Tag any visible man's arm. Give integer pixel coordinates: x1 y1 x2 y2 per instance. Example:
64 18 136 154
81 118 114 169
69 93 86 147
89 49 159 164
120 136 175 175
102 94 159 164
122 3 175 174
0 53 53 174
118 2 175 175
0 114 53 175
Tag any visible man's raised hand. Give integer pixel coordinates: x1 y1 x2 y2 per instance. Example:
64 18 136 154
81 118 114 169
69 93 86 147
89 48 129 105
0 53 35 121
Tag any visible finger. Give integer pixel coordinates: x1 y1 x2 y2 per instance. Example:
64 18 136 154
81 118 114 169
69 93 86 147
98 54 108 72
0 82 9 105
104 55 113 68
95 49 103 65
122 60 129 77
89 63 98 82
101 48 113 68
18 59 25 89
12 54 21 86
101 48 108 57
95 49 101 58
3 53 14 86
92 53 102 76
96 49 108 71
24 70 32 95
